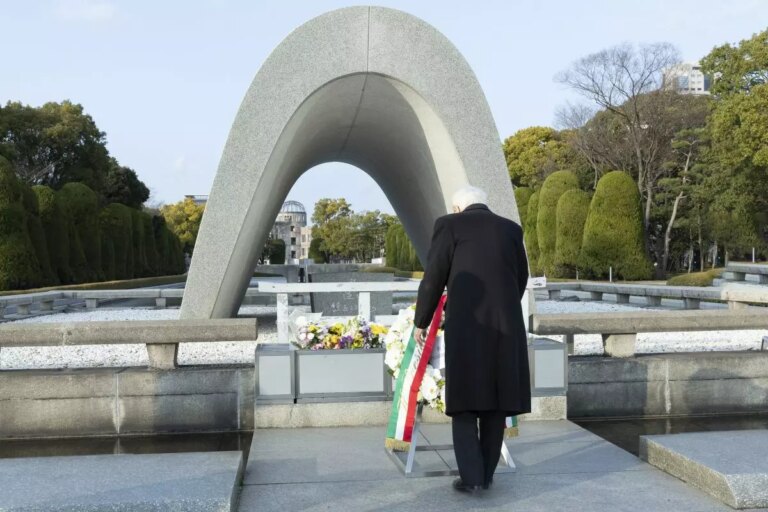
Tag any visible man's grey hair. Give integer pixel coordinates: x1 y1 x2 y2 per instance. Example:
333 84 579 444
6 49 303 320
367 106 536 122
451 185 488 211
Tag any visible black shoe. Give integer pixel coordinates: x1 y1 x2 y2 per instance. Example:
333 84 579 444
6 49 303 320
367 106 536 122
452 478 482 494
482 478 493 490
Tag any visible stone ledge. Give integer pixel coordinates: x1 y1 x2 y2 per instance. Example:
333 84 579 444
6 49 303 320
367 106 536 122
254 396 565 428
0 451 243 511
640 430 768 509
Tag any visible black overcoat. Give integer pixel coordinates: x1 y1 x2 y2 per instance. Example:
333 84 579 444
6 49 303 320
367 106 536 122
414 203 531 417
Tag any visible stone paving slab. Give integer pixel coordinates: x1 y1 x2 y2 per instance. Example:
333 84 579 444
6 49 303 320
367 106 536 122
239 470 736 512
0 451 243 511
245 427 450 484
240 421 762 511
641 429 768 509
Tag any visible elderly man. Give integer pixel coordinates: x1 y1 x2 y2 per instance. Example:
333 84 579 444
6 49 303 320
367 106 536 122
414 185 530 493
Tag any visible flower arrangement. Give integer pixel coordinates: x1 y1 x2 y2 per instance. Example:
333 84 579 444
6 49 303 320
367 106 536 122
383 305 446 412
293 315 388 350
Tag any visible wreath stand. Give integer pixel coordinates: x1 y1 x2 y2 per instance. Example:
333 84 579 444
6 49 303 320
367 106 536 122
385 403 517 478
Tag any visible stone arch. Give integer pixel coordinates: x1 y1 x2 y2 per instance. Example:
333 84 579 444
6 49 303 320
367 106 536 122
181 6 521 319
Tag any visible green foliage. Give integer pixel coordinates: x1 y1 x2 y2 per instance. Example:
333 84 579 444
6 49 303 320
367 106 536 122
536 171 579 274
100 234 116 281
700 29 768 96
141 212 159 276
0 157 42 290
384 222 421 272
503 126 590 188
58 183 101 281
268 239 286 265
99 203 134 280
580 171 652 280
34 185 73 283
103 163 150 208
308 237 326 263
523 191 541 274
554 189 591 277
21 184 57 285
130 208 152 277
667 268 723 287
514 187 533 228
310 198 392 262
160 198 205 255
0 101 150 207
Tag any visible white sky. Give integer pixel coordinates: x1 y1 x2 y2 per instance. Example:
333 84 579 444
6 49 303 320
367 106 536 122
2 0 766 215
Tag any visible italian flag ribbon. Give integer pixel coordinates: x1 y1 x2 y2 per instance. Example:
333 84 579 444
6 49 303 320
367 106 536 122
385 295 446 452
384 295 519 452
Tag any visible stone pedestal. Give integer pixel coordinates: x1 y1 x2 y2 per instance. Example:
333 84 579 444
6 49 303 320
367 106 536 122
601 333 636 357
147 344 178 369
646 296 662 306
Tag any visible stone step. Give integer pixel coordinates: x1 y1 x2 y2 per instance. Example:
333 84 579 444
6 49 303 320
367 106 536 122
640 430 768 509
0 451 244 511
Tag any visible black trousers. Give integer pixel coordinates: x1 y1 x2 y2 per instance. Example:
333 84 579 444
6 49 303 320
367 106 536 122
452 411 507 487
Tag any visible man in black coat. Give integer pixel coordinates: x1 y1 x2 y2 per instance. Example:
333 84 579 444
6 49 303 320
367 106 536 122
414 185 530 493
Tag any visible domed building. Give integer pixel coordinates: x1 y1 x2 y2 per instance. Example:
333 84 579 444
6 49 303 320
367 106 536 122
270 200 313 263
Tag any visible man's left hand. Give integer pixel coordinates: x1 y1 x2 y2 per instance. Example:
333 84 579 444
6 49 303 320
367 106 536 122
414 327 427 347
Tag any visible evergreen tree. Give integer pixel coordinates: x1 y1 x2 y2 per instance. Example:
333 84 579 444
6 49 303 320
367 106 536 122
580 171 652 280
536 171 579 274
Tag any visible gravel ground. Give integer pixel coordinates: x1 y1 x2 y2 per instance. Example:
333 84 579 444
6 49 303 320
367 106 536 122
2 300 766 369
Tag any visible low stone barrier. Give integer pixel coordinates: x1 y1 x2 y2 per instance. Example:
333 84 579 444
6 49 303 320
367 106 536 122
0 318 258 369
726 262 768 284
532 309 768 357
0 288 278 318
720 283 768 309
545 282 721 308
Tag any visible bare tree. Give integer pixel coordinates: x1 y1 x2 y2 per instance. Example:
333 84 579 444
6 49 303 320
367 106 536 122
555 42 681 232
556 102 633 189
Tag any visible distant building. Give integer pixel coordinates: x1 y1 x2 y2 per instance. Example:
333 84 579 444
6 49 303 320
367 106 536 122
271 200 313 264
664 63 711 95
184 195 313 263
184 194 209 206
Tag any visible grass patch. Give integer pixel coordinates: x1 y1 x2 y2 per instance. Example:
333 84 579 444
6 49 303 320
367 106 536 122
1 274 188 296
395 270 424 279
667 268 724 287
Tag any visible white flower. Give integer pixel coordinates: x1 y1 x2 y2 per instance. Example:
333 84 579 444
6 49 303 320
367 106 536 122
420 374 439 402
384 347 403 371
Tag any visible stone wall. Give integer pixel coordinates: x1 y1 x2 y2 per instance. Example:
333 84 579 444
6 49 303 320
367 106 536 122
569 352 768 418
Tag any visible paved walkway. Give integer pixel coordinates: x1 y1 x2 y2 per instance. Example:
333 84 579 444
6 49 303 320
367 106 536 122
238 420 762 511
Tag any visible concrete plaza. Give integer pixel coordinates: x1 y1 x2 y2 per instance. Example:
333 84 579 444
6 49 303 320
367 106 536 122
238 420 763 511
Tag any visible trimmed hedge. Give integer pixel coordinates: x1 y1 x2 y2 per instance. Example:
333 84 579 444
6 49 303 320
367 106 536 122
22 185 57 285
524 191 541 274
554 189 591 277
34 185 74 284
142 212 159 276
667 268 724 287
3 164 186 290
579 171 652 280
536 171 579 275
99 203 134 280
130 208 148 277
514 186 533 229
0 158 42 290
58 183 101 281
